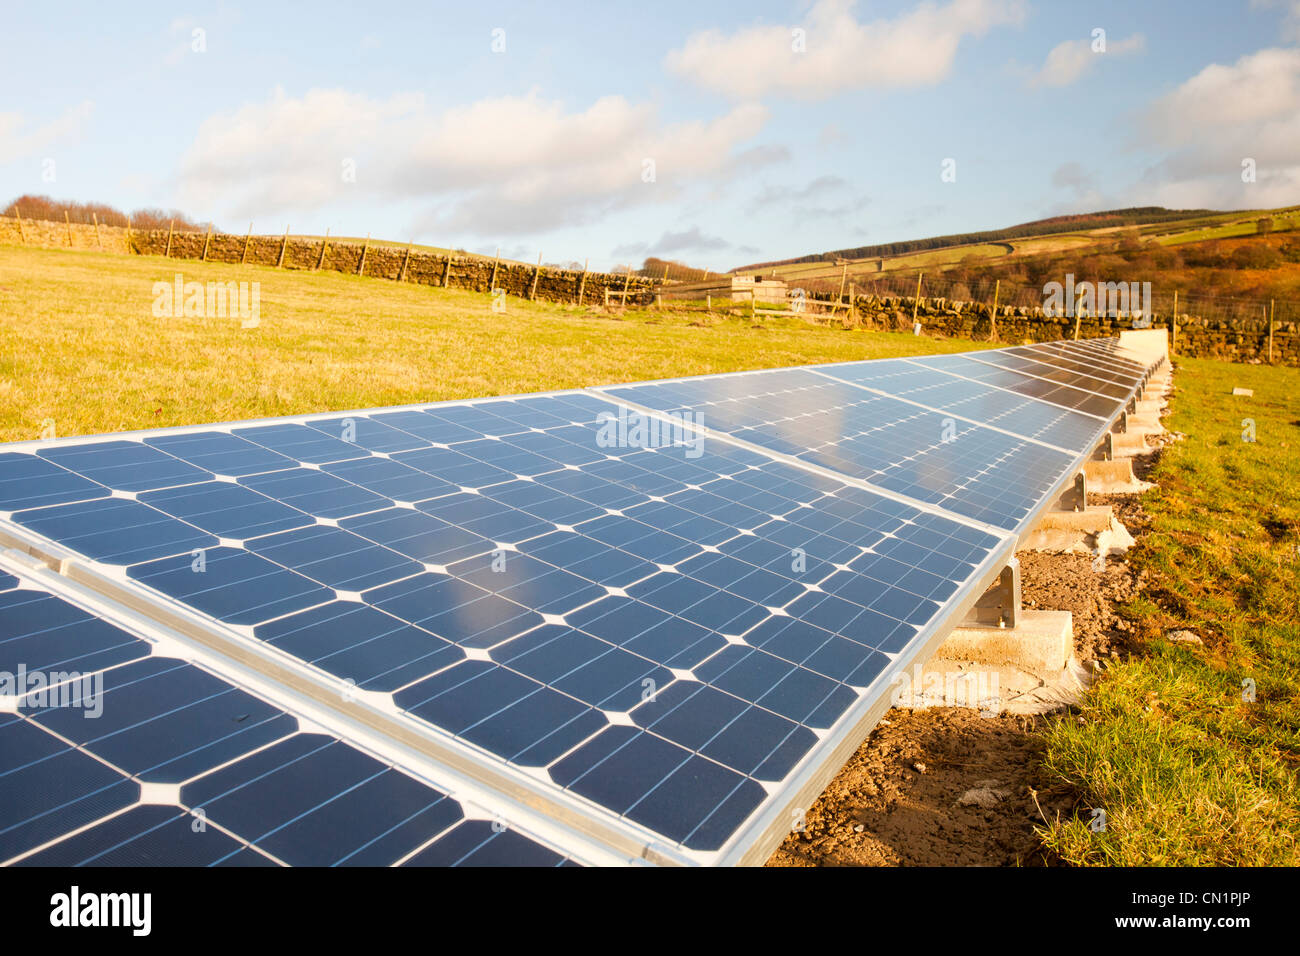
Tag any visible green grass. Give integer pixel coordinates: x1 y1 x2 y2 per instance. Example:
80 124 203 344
1040 356 1300 865
0 243 990 443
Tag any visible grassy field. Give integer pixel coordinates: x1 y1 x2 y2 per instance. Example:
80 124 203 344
0 244 989 443
1040 356 1300 865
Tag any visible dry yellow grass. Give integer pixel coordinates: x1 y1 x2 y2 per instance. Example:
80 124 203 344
0 244 989 443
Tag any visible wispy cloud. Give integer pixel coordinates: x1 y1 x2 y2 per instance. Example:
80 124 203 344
666 0 1026 100
175 87 773 238
613 226 737 261
1027 32 1145 87
0 101 94 165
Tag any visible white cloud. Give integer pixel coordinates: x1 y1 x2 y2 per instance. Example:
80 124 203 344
665 0 1025 100
1134 47 1300 208
0 101 94 165
1029 32 1145 87
1251 0 1300 41
614 227 736 260
175 88 772 237
747 175 870 220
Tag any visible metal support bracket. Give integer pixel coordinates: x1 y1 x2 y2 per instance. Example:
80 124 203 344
960 557 1021 629
1053 471 1087 512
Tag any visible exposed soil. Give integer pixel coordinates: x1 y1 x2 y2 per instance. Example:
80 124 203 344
766 709 1069 866
766 452 1159 867
1019 551 1143 663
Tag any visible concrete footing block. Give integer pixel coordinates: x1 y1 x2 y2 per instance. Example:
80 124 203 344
1134 399 1163 416
1111 430 1154 458
1021 505 1134 555
1142 384 1171 402
933 609 1073 678
1084 457 1153 493
1128 413 1164 434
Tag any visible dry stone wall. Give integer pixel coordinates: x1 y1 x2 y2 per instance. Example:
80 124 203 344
0 216 132 253
125 229 659 306
806 292 1297 366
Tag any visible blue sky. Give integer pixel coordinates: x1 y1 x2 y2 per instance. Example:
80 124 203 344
3 0 1297 270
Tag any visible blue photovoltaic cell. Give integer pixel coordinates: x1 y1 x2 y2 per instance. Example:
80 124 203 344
13 497 217 565
0 587 150 676
603 367 1075 531
0 574 571 866
0 390 1004 853
40 441 212 492
140 481 314 540
814 360 1106 452
0 453 108 512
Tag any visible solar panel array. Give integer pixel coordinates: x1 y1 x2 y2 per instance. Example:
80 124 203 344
0 337 1163 866
0 559 586 866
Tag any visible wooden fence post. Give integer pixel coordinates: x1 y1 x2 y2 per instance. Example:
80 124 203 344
529 252 542 300
278 225 289 268
65 211 74 248
1171 290 1178 354
316 229 330 270
13 206 25 244
911 272 924 328
837 263 848 305
358 233 370 276
241 223 252 264
125 216 132 251
621 270 631 307
399 240 413 282
200 222 212 261
92 213 103 251
577 258 589 306
990 279 1000 341
1268 300 1275 363
442 254 453 288
488 247 500 294
165 219 174 257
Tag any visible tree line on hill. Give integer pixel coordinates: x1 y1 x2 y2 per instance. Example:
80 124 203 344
3 194 206 231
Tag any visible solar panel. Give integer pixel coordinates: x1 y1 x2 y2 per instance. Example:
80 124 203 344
0 338 1163 866
906 353 1123 417
810 360 1107 453
601 368 1077 532
0 556 593 866
1010 344 1145 384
